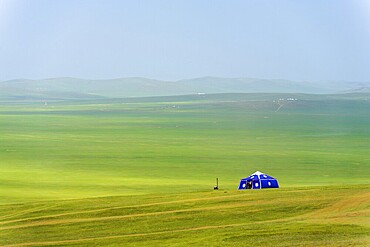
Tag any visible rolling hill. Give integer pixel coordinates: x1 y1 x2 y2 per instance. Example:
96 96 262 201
1 77 369 100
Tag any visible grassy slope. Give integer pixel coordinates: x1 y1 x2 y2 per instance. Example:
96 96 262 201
0 93 369 246
0 186 368 246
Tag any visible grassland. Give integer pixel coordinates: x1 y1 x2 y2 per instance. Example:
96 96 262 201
0 185 369 246
0 93 369 246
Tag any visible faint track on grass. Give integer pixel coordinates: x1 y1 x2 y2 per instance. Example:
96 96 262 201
0 201 263 231
300 191 370 226
0 204 58 221
0 193 248 226
1 219 288 247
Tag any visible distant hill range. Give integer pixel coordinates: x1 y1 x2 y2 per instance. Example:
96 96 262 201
0 77 369 100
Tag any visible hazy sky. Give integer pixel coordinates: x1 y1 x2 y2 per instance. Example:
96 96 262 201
0 0 370 82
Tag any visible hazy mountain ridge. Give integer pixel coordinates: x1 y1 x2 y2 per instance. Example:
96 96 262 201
1 77 369 100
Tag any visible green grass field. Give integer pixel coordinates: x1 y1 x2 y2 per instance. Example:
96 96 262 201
0 93 369 246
